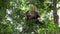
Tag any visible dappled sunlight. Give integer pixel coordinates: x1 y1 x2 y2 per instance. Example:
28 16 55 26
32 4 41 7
6 9 12 14
16 24 22 32
57 9 60 27
0 0 60 34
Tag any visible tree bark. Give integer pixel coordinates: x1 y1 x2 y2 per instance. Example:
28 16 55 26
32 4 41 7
52 0 59 26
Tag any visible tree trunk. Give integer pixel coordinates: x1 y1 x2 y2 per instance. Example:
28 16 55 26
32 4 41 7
52 0 59 26
52 0 59 34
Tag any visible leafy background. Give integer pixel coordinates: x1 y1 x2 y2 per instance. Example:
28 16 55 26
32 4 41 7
0 0 60 34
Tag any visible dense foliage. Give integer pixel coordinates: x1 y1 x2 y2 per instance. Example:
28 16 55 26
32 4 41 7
0 0 60 34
